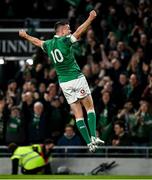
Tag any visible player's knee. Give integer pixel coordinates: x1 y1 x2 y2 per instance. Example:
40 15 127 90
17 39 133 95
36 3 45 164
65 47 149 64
75 117 84 121
82 95 94 109
85 103 94 111
74 112 83 119
72 108 83 119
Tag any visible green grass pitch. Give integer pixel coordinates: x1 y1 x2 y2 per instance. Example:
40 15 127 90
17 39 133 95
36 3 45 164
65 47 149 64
0 175 152 179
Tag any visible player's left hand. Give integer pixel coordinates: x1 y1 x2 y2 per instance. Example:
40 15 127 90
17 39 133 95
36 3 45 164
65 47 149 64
89 10 97 20
19 29 27 38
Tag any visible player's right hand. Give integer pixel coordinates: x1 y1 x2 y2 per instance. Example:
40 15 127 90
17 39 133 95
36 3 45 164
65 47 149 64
89 10 97 20
19 29 27 38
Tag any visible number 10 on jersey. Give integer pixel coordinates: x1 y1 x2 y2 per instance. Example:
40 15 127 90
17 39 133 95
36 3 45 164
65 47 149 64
51 49 64 63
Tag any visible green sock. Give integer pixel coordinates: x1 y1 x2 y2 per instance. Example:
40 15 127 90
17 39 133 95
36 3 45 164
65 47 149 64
76 118 91 144
87 110 96 137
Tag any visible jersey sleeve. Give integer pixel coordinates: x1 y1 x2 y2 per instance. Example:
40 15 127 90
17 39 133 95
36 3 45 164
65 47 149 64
41 40 51 53
63 34 78 46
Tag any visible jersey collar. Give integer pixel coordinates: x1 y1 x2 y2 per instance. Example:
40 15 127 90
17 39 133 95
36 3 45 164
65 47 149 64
54 35 60 38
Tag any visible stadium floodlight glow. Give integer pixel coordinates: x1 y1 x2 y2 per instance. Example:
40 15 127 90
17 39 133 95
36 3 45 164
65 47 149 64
0 58 4 65
19 60 25 67
26 58 33 65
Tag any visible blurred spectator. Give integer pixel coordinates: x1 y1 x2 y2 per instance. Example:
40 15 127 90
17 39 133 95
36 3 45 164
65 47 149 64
124 74 144 108
21 91 35 143
38 82 47 100
113 73 128 108
131 101 152 146
57 124 82 155
105 32 117 52
142 73 152 105
43 83 70 141
6 106 24 144
109 120 131 155
33 64 44 84
82 64 92 83
86 28 98 55
128 25 144 51
97 91 116 143
139 33 152 64
0 96 8 144
6 79 20 107
116 41 132 69
117 101 136 134
28 102 45 143
106 58 123 84
119 73 128 87
111 121 131 146
127 53 141 78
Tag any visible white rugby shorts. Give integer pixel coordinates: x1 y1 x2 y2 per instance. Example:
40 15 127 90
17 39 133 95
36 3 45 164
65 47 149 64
60 76 91 104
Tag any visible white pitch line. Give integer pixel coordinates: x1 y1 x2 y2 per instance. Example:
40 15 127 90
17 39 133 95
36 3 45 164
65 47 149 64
0 179 152 180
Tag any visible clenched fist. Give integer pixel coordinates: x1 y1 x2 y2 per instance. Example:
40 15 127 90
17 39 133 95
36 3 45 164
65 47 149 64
19 29 27 38
89 10 97 21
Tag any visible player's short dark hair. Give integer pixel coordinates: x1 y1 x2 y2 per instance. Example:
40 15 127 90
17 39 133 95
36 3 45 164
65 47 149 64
54 20 69 32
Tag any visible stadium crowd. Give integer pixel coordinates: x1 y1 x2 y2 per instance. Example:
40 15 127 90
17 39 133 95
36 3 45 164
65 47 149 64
0 0 152 150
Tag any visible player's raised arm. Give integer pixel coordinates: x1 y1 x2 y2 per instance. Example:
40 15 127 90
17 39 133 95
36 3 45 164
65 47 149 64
72 10 97 39
19 29 44 47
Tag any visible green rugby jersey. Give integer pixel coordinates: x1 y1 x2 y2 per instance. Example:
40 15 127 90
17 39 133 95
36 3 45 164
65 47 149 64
42 34 83 83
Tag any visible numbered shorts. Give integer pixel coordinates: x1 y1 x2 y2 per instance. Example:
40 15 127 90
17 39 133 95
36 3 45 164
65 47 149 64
60 76 91 104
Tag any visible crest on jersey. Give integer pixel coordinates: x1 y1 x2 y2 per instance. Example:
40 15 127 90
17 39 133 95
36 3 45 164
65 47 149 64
80 89 86 95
